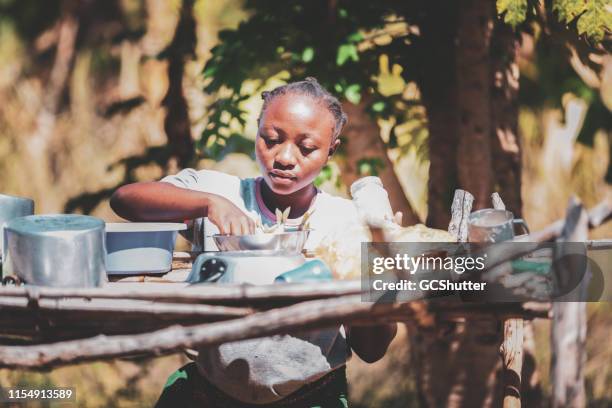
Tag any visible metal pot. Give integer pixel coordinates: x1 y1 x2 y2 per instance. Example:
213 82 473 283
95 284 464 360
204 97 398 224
0 194 34 259
3 214 106 287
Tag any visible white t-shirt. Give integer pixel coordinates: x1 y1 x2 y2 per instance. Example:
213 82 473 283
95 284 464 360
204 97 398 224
161 168 360 404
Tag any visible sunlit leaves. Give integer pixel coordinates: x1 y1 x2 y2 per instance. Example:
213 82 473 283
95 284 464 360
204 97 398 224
496 0 609 42
301 47 314 62
336 31 363 66
497 0 528 27
314 164 333 187
344 83 361 104
377 54 405 96
553 0 611 42
553 0 589 24
203 64 218 78
575 0 610 42
336 43 359 66
357 158 385 176
372 101 386 112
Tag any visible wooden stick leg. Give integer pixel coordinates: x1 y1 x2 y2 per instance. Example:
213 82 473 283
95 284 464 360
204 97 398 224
493 192 524 407
500 318 524 408
551 197 588 407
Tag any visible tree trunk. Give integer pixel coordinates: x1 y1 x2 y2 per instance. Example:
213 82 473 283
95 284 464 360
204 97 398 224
490 21 543 407
410 2 531 407
418 2 460 229
490 21 523 216
339 99 420 226
455 0 494 210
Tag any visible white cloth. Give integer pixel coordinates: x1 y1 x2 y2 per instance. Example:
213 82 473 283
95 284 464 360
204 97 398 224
161 168 360 404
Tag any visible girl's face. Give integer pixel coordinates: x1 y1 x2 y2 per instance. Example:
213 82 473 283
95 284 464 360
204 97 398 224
256 93 340 195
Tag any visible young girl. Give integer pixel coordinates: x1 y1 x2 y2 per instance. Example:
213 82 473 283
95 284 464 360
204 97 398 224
111 78 397 407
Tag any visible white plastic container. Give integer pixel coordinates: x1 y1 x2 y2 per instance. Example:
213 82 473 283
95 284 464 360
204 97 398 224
350 176 394 227
105 222 186 275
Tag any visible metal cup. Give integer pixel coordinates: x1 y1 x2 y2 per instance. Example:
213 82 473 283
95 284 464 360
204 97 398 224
467 209 529 243
0 194 35 260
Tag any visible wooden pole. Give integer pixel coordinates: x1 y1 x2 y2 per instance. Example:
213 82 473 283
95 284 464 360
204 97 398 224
0 295 420 369
448 189 475 242
551 197 588 408
500 319 524 408
0 280 363 305
0 291 550 368
492 192 525 408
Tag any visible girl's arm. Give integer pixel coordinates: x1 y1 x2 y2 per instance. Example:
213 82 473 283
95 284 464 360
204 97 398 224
346 323 397 363
110 182 256 235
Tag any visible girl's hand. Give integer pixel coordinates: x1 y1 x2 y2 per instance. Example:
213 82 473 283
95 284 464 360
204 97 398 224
207 194 257 235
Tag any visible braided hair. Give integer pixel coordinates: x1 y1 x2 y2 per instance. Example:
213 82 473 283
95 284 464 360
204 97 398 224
258 77 348 141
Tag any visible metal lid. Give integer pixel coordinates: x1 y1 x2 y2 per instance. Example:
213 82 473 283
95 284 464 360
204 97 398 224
5 214 104 235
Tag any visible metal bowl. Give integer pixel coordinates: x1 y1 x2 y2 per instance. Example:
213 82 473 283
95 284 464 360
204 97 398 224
213 230 310 252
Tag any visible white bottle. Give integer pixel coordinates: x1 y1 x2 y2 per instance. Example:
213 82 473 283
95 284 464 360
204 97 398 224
350 176 395 228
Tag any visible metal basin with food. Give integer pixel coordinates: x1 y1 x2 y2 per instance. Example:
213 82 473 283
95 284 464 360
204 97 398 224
3 214 106 287
105 222 186 275
213 230 310 253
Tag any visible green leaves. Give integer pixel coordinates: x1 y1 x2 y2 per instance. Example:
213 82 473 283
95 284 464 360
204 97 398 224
496 0 609 42
344 84 362 104
202 64 218 78
202 133 255 162
575 0 610 42
196 93 252 161
336 43 359 66
372 101 386 112
333 81 362 104
357 158 385 176
496 0 528 27
336 32 363 66
314 164 333 187
301 46 314 62
552 0 610 42
553 0 588 24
